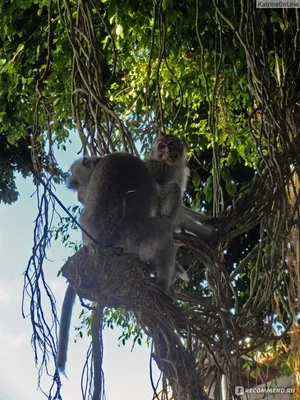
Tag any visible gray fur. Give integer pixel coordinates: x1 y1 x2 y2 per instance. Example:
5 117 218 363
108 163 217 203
56 284 76 373
147 134 215 241
57 152 177 376
145 134 190 232
70 152 176 290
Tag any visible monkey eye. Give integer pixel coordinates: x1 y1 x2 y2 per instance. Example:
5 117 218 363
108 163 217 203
158 143 166 150
69 180 78 190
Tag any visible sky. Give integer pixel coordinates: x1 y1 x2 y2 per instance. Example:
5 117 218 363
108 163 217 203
0 136 160 400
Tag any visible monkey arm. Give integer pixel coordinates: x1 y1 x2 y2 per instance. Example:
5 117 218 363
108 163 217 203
180 206 216 240
159 181 182 224
144 159 172 186
56 284 76 373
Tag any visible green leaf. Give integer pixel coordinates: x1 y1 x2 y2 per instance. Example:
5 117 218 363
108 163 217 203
226 180 237 196
16 43 25 53
192 172 201 188
203 176 213 203
116 24 124 38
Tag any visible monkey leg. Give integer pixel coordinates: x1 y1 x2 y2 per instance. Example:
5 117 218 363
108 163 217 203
155 239 177 293
114 217 176 293
180 206 217 240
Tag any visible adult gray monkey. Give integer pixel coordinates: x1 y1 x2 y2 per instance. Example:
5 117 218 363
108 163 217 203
72 154 176 281
145 134 216 240
57 153 178 376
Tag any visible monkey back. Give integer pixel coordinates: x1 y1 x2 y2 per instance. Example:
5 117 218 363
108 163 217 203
82 152 159 247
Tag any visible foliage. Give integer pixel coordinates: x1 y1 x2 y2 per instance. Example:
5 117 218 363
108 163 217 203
1 0 300 399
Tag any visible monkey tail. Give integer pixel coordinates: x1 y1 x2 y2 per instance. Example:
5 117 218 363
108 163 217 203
56 284 76 373
174 262 189 282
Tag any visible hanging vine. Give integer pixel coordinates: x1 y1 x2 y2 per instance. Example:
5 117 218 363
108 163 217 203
7 0 298 398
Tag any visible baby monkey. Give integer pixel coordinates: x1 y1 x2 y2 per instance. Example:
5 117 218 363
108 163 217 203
146 134 215 240
148 134 190 192
145 134 189 229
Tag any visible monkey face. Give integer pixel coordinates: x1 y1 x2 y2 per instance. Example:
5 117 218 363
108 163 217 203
152 134 185 166
68 173 88 204
68 156 102 204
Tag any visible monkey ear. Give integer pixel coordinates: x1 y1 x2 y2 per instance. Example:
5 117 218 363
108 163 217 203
153 130 165 143
82 156 101 169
